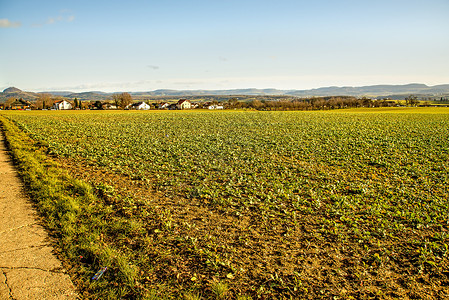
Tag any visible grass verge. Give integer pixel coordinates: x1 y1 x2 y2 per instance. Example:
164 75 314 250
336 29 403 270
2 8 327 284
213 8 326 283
0 115 143 299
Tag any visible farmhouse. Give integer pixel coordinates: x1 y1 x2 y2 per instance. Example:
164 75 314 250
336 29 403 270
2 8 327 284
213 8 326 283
128 102 151 110
177 99 192 110
52 100 72 110
9 99 31 110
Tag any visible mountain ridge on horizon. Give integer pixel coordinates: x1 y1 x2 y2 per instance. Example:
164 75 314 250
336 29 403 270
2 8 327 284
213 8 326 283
2 83 449 102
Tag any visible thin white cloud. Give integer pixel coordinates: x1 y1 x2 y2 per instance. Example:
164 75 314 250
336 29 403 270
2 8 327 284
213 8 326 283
147 65 160 70
46 17 56 25
32 15 75 27
0 19 21 28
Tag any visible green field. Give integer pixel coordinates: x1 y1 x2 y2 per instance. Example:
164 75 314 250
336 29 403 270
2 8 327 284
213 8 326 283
1 108 448 299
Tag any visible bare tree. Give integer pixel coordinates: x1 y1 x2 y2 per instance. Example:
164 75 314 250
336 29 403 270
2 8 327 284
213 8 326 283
250 99 263 109
405 95 419 107
36 94 53 110
121 92 133 109
5 97 16 108
112 94 121 108
112 92 133 109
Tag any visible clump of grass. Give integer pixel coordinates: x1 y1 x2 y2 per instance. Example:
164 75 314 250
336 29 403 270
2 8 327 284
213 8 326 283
184 291 202 300
145 289 160 300
211 280 229 299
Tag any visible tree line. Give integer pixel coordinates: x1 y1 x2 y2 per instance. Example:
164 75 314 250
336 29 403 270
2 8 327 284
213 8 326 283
227 96 399 111
2 94 426 111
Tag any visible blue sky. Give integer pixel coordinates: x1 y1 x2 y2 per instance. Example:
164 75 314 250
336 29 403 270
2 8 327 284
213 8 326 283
1 0 448 92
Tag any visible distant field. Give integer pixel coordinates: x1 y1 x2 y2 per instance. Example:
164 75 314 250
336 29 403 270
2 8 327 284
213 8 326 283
2 108 449 299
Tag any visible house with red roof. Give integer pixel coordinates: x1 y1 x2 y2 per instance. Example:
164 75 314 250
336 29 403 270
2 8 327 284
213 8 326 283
177 99 192 110
52 100 72 110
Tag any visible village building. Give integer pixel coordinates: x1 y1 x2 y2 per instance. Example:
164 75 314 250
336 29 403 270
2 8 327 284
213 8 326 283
168 103 178 110
9 99 31 110
52 100 72 110
177 99 192 110
102 103 118 110
208 104 224 110
158 102 170 109
128 102 151 110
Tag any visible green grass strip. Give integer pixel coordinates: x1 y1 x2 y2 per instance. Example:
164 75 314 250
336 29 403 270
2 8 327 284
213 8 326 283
0 115 141 299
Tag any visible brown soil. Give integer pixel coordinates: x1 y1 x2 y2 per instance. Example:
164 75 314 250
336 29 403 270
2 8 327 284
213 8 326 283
56 156 449 299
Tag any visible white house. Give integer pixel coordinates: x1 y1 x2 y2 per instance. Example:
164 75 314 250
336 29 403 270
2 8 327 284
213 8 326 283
52 100 72 110
177 99 192 110
102 103 117 110
208 104 224 110
128 102 151 110
158 102 170 109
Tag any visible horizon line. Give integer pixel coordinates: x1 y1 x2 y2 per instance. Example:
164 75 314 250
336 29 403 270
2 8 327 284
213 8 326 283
3 82 449 94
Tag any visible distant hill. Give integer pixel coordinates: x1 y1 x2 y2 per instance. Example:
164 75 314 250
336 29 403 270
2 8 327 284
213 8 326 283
65 92 110 101
132 88 287 97
1 84 449 103
0 87 39 102
40 91 73 96
3 87 23 93
133 84 449 97
284 84 449 97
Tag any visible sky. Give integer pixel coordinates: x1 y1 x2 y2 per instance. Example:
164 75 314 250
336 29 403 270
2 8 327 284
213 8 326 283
1 0 448 92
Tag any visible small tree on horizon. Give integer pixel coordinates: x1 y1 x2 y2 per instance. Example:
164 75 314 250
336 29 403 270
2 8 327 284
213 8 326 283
112 94 121 108
36 93 52 110
405 95 419 107
112 92 133 109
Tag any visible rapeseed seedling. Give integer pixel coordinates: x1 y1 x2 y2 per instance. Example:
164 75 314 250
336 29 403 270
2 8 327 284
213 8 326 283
1 108 448 299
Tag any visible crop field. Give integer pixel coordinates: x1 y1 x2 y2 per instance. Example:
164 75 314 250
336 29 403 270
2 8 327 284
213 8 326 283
1 108 449 299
